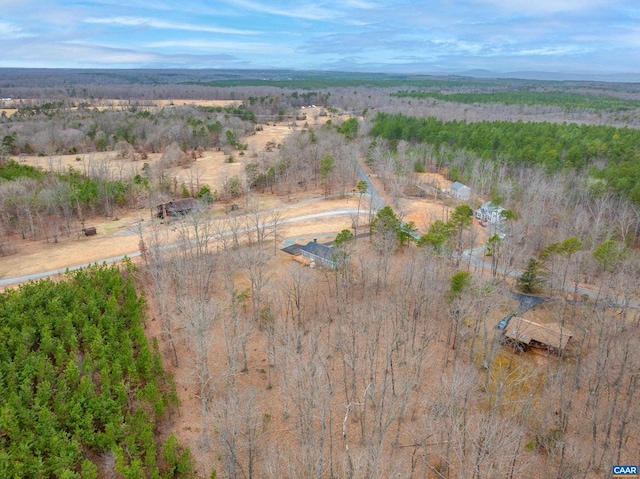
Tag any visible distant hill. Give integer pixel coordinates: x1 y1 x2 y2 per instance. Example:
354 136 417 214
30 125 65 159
458 69 640 83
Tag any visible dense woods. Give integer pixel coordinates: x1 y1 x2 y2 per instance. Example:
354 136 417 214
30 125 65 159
392 90 640 111
1 69 640 478
136 212 640 478
369 113 640 201
0 263 192 477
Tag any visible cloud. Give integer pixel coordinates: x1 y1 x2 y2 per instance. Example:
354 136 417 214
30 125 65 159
222 0 337 20
0 40 249 69
0 21 32 39
513 46 590 57
145 40 294 55
343 0 379 8
0 42 158 67
84 16 261 35
0 0 638 75
473 0 615 14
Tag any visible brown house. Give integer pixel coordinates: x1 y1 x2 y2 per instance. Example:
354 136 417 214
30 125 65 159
503 317 573 354
156 198 198 219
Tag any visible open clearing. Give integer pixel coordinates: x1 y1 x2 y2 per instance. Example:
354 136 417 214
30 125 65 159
3 107 480 283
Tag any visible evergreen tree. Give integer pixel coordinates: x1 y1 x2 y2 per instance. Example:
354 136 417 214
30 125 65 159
517 258 546 294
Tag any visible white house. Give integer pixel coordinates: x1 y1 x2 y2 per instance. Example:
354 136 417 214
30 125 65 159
475 201 505 224
450 181 471 200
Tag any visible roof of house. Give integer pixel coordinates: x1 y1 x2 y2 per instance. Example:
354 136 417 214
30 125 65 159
281 243 303 255
451 181 469 190
169 198 198 207
158 197 198 210
301 241 335 262
479 201 505 212
504 317 573 350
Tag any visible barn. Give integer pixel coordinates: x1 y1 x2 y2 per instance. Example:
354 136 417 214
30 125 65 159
156 198 198 219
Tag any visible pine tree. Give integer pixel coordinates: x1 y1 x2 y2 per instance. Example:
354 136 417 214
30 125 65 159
517 258 545 294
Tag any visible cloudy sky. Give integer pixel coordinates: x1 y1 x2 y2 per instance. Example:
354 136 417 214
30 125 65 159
0 0 638 75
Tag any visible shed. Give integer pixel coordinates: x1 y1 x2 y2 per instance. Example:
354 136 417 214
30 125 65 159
450 181 471 200
300 241 341 269
503 317 573 353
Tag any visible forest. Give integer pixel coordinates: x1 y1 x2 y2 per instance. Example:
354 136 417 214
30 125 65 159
369 112 640 201
391 90 640 111
0 263 192 478
1 69 639 478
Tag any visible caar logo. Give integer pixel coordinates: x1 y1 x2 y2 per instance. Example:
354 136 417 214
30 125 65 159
612 465 638 477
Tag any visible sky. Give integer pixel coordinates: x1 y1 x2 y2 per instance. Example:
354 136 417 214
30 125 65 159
0 0 639 76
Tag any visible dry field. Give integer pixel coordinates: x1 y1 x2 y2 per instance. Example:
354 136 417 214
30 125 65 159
3 107 479 283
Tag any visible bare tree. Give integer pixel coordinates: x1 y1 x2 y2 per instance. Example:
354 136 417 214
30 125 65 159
244 196 285 253
214 388 264 479
181 298 219 446
212 213 245 251
239 245 272 324
219 253 253 381
142 220 180 366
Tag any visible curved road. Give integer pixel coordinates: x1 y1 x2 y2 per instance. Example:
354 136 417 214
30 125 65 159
6 157 634 310
461 246 639 309
0 208 362 287
1 160 383 288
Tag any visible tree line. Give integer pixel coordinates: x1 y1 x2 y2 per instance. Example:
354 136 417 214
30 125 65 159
392 90 640 111
1 104 255 158
0 159 141 249
370 112 640 202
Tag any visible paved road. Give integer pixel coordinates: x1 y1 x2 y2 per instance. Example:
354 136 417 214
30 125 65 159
461 246 639 309
0 208 361 287
2 153 389 288
0 253 135 287
7 157 634 310
355 163 385 211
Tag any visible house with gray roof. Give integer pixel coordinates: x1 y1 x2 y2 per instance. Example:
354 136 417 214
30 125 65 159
450 181 471 200
475 201 505 224
300 240 342 269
